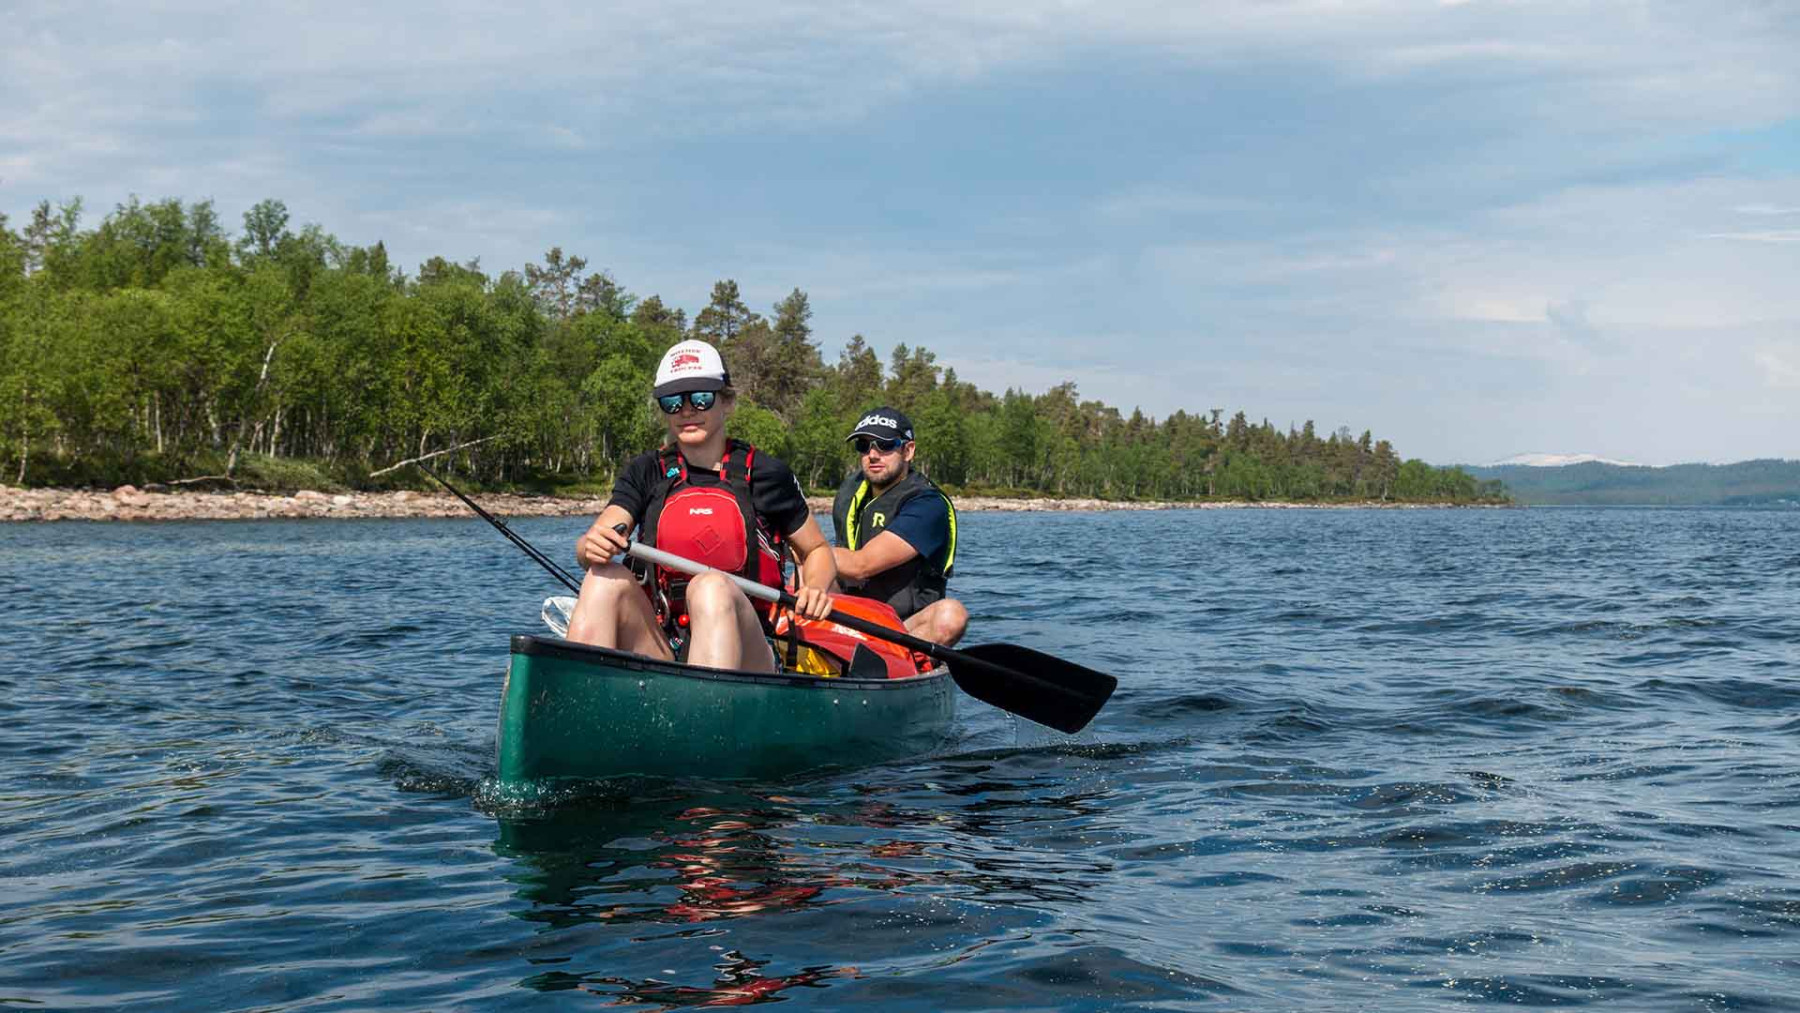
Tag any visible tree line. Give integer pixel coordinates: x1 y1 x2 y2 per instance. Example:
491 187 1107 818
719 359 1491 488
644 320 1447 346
0 196 1504 504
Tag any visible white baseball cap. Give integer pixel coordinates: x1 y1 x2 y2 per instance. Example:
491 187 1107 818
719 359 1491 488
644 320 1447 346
653 339 731 396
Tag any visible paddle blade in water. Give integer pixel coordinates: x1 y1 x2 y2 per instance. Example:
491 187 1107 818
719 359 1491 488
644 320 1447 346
945 642 1118 734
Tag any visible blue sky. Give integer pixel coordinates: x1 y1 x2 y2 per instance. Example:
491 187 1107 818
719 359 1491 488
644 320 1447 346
5 1 1798 465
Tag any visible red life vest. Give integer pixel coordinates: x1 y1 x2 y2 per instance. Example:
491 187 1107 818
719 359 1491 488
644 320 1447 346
637 441 786 633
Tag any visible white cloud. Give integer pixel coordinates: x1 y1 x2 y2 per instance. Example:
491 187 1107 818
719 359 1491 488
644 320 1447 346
1401 178 1800 330
349 113 482 140
3 0 1798 467
1705 230 1800 244
1094 186 1269 220
1754 346 1800 390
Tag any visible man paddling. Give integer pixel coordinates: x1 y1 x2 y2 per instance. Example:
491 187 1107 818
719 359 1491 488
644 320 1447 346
830 407 968 646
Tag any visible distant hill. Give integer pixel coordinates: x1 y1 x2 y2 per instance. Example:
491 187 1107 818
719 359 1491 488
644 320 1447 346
1459 459 1800 506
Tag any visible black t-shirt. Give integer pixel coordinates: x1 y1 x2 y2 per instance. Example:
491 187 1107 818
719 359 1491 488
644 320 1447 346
608 446 812 537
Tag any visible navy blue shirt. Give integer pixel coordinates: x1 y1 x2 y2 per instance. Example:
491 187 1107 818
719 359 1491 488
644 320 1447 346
847 489 950 570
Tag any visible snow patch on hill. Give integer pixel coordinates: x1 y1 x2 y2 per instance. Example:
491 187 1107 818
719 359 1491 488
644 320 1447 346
1488 453 1647 468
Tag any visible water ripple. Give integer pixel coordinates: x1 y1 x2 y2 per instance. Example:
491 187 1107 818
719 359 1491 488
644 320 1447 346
3 508 1798 1010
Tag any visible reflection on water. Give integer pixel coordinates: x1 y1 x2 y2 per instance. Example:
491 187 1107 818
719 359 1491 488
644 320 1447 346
496 792 880 1004
522 950 853 1008
491 779 1122 1005
497 793 875 929
495 775 1118 928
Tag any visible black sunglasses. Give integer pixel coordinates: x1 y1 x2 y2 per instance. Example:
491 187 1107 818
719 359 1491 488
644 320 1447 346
657 390 718 414
853 436 907 456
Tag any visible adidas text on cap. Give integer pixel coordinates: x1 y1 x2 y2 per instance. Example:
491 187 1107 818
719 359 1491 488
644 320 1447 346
846 406 914 443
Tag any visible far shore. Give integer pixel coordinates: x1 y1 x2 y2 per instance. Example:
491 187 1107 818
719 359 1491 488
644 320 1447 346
0 484 1503 523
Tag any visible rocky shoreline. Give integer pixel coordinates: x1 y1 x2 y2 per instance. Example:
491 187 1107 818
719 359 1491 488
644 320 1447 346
0 484 1478 523
0 485 604 523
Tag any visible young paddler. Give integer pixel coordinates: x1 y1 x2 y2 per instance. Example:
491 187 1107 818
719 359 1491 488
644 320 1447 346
566 340 836 669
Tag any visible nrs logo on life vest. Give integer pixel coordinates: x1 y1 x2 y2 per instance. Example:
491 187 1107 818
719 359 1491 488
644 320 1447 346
687 507 714 515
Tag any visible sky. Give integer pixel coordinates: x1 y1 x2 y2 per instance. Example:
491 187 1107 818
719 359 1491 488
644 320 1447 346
4 1 1798 466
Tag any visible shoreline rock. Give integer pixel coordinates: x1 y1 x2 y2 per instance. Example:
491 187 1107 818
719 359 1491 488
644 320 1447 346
0 483 1497 523
0 484 613 523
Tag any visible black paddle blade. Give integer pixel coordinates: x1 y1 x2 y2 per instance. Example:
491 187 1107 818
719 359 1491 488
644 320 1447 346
945 642 1118 735
847 644 889 680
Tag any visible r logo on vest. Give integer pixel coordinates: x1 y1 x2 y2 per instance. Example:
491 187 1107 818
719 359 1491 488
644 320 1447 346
871 512 886 527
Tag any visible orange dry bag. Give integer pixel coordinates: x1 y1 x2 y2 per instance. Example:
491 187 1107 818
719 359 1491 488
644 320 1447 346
771 595 930 680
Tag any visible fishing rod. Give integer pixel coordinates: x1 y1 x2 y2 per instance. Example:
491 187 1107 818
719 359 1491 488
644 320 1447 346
420 466 583 594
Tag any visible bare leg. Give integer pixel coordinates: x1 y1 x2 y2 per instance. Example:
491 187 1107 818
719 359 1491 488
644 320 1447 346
904 598 968 647
683 571 777 672
565 562 674 660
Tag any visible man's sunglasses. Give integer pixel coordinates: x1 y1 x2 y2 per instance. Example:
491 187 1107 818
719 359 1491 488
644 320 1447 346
853 436 907 456
657 390 718 414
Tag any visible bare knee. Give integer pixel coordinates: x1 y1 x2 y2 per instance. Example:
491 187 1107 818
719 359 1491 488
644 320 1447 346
579 562 639 604
680 571 772 671
683 571 744 621
907 598 968 647
567 562 647 645
935 598 969 646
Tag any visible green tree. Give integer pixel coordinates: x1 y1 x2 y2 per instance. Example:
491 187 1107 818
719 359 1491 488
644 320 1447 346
239 199 292 261
693 279 773 406
789 386 850 489
631 295 687 339
582 355 657 464
727 400 790 459
692 279 758 345
761 288 823 418
0 213 24 300
24 199 84 284
833 335 884 414
0 189 1506 503
525 247 629 321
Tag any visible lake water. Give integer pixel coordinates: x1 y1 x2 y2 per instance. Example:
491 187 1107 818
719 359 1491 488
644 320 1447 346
3 507 1797 1011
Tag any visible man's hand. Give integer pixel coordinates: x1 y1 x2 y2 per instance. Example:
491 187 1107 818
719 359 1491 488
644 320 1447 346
791 585 832 621
575 519 630 570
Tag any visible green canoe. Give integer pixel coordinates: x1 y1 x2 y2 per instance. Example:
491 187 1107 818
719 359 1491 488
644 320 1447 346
497 634 957 786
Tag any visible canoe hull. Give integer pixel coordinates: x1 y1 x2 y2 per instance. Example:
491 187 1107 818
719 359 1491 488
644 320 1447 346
497 634 956 785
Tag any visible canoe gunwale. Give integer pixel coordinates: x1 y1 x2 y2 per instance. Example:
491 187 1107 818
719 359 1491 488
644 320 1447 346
509 634 949 690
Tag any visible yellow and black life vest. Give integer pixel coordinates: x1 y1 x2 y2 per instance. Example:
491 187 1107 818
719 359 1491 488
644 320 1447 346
829 468 957 619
